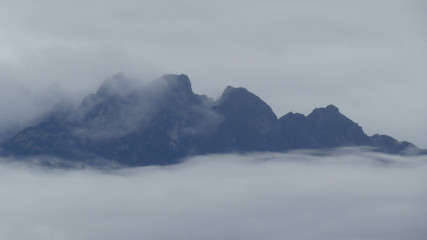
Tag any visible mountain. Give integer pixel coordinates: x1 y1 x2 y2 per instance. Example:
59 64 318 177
208 86 279 152
0 73 425 166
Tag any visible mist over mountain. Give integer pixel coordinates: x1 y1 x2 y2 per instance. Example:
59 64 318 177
0 73 424 167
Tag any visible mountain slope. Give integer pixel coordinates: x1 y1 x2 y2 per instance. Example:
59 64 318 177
1 74 424 166
208 86 279 152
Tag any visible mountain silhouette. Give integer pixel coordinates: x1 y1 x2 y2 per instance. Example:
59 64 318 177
1 74 425 166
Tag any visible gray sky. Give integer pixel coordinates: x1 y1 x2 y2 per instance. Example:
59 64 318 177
1 151 426 240
0 0 426 147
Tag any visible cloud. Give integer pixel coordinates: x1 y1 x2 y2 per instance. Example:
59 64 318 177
1 149 426 240
69 73 168 139
52 73 220 140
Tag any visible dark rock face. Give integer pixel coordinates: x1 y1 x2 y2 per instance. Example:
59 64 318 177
0 74 424 166
209 86 278 152
304 105 372 148
370 134 419 155
278 112 308 149
276 105 371 150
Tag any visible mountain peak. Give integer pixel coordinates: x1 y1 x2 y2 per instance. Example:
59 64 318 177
216 86 275 117
211 85 278 151
161 74 193 95
326 104 339 112
310 104 340 116
221 86 249 98
96 72 134 98
305 104 371 147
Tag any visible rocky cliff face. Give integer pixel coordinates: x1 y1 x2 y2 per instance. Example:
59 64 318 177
208 86 279 152
1 74 424 166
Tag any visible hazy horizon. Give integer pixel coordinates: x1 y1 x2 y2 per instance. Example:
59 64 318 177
1 149 426 240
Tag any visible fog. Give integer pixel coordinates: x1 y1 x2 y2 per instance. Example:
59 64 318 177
57 73 220 140
1 149 426 240
70 73 168 139
1 2 425 237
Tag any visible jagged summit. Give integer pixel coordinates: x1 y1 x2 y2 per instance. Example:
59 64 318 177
95 73 193 100
160 74 199 104
216 86 277 119
325 104 339 111
221 85 247 96
162 74 192 92
0 73 424 167
210 86 278 152
305 104 371 148
309 104 340 116
96 72 134 98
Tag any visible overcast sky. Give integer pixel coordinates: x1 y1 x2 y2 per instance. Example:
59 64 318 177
0 0 426 147
1 150 426 240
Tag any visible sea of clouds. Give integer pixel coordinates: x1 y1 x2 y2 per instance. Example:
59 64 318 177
1 148 426 240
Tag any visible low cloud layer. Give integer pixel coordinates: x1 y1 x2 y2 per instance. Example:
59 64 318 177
1 149 426 240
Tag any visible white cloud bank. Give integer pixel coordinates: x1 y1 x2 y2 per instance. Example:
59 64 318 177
0 149 426 240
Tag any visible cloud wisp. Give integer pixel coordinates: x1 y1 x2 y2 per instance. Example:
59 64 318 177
1 149 426 240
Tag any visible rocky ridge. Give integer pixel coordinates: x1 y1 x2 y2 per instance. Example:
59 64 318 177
1 73 424 166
